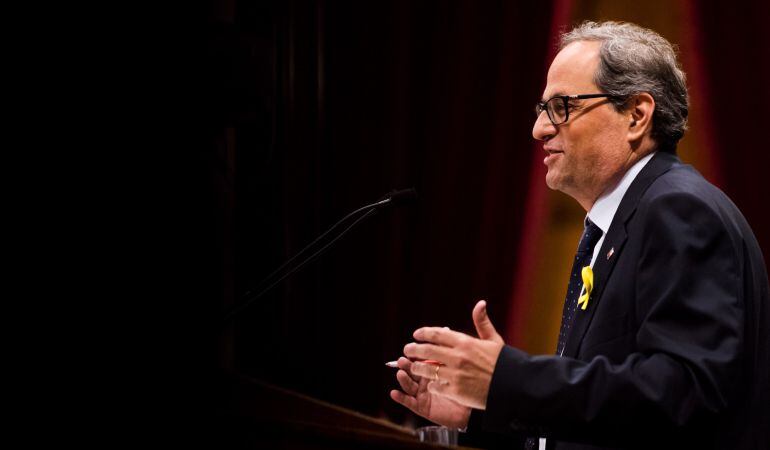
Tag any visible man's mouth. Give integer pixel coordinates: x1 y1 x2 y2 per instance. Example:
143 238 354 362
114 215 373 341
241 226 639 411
543 148 563 164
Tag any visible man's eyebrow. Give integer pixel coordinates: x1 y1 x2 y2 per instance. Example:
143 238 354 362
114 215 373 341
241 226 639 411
541 91 565 102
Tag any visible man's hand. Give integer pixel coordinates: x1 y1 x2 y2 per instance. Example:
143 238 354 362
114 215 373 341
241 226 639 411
390 300 505 424
390 357 472 428
404 300 504 410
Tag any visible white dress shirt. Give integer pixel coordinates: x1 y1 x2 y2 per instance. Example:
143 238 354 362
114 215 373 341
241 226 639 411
587 151 656 267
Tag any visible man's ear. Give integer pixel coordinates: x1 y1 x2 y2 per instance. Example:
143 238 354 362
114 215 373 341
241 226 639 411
627 93 655 144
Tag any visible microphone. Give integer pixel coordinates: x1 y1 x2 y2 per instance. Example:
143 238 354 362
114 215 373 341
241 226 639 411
221 187 417 327
380 188 418 206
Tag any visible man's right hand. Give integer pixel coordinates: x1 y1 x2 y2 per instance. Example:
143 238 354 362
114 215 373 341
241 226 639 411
390 356 472 428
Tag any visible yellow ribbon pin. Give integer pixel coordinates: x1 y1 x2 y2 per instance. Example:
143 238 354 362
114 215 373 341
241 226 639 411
577 266 593 310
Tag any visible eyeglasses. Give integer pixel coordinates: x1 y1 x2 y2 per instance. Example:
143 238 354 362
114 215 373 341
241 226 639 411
534 93 620 126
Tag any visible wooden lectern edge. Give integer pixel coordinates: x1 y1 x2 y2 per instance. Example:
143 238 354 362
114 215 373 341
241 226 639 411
219 370 479 449
245 371 414 433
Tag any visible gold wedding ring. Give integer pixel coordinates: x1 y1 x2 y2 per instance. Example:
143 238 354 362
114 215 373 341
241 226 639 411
434 364 441 381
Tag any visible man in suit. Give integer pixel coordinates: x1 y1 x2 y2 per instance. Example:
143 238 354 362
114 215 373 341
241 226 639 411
390 21 769 449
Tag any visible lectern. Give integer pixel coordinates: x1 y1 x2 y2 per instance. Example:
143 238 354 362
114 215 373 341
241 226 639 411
215 371 471 449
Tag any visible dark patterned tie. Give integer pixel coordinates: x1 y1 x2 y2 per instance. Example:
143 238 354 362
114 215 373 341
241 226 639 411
525 220 603 450
555 218 603 356
524 217 603 450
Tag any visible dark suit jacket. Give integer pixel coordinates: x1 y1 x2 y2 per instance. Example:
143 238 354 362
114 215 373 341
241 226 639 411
464 152 770 450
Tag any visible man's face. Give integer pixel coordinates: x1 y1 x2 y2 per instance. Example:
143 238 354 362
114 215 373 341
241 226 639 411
533 41 634 209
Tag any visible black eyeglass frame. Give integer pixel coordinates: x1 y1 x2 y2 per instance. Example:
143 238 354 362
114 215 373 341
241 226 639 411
535 93 622 126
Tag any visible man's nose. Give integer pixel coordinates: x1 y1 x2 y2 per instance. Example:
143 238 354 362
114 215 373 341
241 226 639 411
532 110 556 141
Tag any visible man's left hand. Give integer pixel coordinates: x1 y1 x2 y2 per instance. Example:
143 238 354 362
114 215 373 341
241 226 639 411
403 300 505 410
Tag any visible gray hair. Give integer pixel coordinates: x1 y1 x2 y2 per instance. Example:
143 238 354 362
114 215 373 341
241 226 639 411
560 21 689 153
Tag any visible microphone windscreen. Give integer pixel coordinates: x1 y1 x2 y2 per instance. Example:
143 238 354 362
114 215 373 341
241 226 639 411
387 188 418 205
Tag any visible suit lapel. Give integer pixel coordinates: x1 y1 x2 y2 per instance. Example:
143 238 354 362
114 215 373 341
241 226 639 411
563 152 680 358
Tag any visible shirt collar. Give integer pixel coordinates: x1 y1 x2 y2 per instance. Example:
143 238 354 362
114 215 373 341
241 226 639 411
587 152 656 233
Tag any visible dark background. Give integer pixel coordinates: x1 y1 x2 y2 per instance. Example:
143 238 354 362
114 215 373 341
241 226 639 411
197 0 554 426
